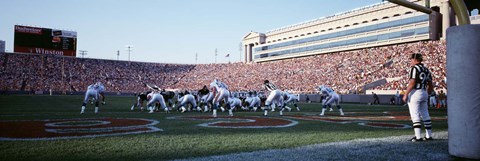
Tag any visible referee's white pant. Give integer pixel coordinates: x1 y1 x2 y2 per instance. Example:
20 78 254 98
265 89 283 108
407 89 431 123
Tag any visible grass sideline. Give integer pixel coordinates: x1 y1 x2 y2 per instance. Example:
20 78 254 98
0 95 448 161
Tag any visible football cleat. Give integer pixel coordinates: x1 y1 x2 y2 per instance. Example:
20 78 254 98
423 137 434 141
410 137 423 142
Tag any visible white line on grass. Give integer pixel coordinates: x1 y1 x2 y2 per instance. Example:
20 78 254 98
171 131 449 161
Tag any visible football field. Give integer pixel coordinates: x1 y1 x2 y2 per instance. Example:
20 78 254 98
0 95 449 161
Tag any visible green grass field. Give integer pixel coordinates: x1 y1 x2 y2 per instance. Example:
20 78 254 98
0 95 448 161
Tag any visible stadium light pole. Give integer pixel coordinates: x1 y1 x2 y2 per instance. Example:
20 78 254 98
126 45 133 62
116 50 120 60
239 43 242 62
79 50 87 58
215 48 218 64
195 52 198 64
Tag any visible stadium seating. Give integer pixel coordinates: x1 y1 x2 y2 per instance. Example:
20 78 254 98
0 40 446 94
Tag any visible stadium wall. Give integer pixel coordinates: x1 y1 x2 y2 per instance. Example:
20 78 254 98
242 0 452 63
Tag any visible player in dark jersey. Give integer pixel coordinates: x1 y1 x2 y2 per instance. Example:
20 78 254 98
161 89 176 111
130 91 152 111
197 85 212 112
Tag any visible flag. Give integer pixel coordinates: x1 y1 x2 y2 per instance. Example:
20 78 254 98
225 54 230 57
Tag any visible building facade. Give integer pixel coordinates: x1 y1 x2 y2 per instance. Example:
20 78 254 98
242 0 455 63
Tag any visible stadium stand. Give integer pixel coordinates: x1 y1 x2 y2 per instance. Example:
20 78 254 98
0 40 446 95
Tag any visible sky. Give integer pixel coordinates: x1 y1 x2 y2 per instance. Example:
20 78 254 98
1 0 382 64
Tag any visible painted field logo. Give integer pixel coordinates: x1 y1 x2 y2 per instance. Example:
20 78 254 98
0 118 162 141
168 116 298 128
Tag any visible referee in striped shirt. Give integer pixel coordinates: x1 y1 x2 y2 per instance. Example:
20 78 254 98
263 80 284 116
402 53 434 142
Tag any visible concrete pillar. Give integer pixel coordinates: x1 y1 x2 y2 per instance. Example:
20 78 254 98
441 1 451 39
244 45 248 63
447 25 480 160
248 44 253 62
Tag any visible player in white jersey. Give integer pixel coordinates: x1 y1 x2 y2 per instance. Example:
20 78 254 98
145 84 169 114
263 80 285 116
228 95 242 111
210 79 231 117
319 85 344 116
80 83 101 114
176 90 198 113
96 82 106 105
283 91 300 112
242 91 261 111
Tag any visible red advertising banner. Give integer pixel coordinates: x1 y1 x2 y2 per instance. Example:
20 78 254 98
14 25 77 57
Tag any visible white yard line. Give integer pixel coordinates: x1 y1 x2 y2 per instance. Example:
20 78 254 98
172 131 449 161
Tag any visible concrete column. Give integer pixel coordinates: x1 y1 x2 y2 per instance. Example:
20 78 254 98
441 1 451 39
244 45 248 63
447 25 480 160
248 44 253 62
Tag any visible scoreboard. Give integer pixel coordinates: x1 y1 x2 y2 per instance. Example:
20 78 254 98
14 25 77 56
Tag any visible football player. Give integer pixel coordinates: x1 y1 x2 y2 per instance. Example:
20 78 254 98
210 79 231 117
97 82 106 105
80 83 101 114
176 90 199 113
161 89 176 111
197 85 213 112
228 95 242 111
283 91 300 112
242 91 261 111
319 85 344 116
145 84 169 113
130 91 151 111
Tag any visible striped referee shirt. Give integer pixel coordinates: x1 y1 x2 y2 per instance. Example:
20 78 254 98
409 63 432 89
264 82 278 92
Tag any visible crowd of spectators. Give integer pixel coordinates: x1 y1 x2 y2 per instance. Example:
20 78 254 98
0 40 446 94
